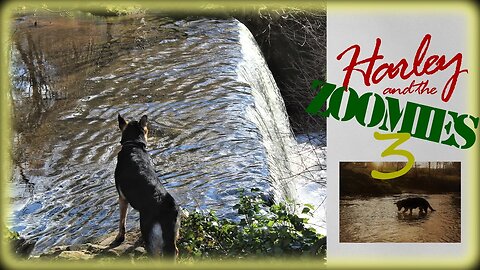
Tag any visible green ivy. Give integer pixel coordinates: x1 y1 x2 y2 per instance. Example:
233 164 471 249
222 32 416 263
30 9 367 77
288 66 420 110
178 189 325 260
3 226 20 241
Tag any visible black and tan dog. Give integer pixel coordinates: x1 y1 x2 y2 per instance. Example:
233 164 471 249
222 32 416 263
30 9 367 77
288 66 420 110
114 114 180 258
395 197 436 215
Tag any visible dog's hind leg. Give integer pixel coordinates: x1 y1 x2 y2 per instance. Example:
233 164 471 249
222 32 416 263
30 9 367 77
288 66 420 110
114 195 128 244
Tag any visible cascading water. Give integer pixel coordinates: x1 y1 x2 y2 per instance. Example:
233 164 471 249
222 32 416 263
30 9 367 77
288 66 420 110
9 14 326 255
236 22 297 203
237 21 326 232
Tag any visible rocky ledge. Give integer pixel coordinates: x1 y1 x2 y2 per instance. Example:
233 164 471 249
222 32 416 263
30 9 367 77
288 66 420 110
32 229 148 260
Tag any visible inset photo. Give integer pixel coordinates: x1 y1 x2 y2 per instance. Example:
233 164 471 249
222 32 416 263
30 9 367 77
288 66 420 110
339 162 460 243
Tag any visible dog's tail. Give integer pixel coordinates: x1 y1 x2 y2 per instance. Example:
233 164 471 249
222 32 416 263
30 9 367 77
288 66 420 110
140 214 163 256
149 222 164 255
428 202 436 211
140 209 180 259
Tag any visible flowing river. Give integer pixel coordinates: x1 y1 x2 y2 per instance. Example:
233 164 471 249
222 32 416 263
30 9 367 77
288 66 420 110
340 193 461 243
9 14 326 255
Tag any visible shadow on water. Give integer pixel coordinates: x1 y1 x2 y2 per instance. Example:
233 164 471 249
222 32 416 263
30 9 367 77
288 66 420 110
396 211 430 223
9 13 327 254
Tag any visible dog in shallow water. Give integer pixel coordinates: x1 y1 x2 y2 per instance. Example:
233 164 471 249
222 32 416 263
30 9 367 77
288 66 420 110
114 114 180 259
394 197 435 215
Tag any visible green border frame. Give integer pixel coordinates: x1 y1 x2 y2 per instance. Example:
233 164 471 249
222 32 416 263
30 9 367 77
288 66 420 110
0 0 478 269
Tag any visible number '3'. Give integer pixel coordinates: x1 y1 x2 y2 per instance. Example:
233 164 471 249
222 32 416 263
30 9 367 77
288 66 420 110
371 132 415 180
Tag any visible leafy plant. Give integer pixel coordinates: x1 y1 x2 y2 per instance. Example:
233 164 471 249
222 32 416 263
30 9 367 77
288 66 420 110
3 226 20 241
178 189 325 260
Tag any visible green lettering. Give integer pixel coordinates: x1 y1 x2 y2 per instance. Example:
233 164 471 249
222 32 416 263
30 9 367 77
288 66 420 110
459 115 479 149
379 97 404 132
442 112 479 149
398 102 417 134
399 102 446 143
328 86 347 120
441 119 460 148
305 80 336 117
352 93 386 127
413 104 446 142
335 87 358 121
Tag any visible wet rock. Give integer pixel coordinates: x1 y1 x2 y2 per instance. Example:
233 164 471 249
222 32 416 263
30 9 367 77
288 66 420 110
96 249 120 258
133 247 147 256
39 245 69 258
57 250 94 260
35 229 145 260
86 243 108 253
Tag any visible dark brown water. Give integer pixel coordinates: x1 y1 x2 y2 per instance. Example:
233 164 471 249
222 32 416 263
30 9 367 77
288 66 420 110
340 193 461 242
9 13 326 254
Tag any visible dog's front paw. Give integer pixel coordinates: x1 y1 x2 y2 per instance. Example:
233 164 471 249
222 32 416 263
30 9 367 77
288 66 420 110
112 234 125 246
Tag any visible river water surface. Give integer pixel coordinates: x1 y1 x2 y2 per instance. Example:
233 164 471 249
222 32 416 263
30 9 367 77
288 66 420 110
340 193 461 243
9 13 326 254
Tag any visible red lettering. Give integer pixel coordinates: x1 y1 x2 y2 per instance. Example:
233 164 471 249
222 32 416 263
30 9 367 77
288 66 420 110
337 34 468 102
424 55 440 74
336 38 383 90
372 63 390 83
390 59 410 79
412 34 430 76
382 80 437 96
441 53 468 102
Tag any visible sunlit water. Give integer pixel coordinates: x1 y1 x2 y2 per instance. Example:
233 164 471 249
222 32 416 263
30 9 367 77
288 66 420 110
340 193 460 242
9 14 326 254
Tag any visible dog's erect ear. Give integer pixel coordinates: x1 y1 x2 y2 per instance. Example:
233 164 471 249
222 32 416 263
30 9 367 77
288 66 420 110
139 115 148 129
118 114 127 131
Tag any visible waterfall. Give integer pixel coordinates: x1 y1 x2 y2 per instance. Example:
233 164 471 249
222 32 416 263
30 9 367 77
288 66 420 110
236 21 326 234
236 21 298 203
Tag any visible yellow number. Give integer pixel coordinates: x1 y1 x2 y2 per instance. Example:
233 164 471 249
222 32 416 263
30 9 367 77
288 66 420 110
371 132 415 180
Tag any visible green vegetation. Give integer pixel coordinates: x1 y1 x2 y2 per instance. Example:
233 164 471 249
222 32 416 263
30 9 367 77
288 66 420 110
3 226 20 241
178 189 325 260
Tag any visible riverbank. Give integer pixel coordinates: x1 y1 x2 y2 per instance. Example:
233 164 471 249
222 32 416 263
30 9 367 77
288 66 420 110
33 229 147 261
10 192 325 261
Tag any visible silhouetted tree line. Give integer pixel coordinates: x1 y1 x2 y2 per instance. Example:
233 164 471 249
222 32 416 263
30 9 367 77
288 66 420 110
341 162 461 196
